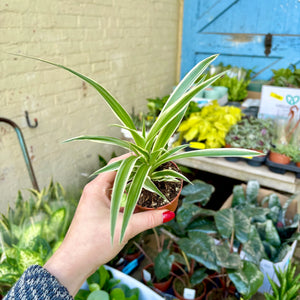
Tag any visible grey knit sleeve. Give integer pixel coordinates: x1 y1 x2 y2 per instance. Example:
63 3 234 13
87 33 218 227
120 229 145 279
3 265 73 300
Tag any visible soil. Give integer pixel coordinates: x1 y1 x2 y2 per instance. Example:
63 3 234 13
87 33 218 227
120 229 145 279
137 161 182 209
206 288 237 300
173 277 205 298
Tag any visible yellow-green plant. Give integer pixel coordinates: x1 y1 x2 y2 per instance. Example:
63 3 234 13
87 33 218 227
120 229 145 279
17 54 261 243
176 100 242 149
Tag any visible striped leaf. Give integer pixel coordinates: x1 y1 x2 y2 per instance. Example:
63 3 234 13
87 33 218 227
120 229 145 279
120 164 150 242
147 71 227 149
154 148 263 168
89 160 123 177
110 156 139 243
151 169 191 184
15 54 143 145
144 177 167 201
64 135 131 150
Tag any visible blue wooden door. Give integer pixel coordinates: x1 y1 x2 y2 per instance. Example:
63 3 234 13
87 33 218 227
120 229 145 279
181 0 300 80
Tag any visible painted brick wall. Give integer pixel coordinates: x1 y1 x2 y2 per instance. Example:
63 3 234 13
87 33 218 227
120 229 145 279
0 0 180 211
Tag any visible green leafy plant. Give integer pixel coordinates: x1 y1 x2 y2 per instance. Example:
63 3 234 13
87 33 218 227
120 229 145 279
0 181 77 296
270 65 300 88
225 116 275 153
270 143 299 159
264 261 300 300
75 266 139 300
231 180 300 263
204 64 253 102
17 54 261 243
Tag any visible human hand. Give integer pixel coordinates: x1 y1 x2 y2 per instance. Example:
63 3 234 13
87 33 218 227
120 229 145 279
44 153 175 296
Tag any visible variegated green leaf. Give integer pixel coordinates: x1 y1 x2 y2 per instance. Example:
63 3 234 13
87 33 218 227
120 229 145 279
155 148 263 168
110 156 139 242
143 177 167 201
151 169 190 184
120 164 150 242
64 135 130 150
89 160 123 177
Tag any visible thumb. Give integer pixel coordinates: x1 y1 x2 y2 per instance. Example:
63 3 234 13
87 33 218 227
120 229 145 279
126 210 175 239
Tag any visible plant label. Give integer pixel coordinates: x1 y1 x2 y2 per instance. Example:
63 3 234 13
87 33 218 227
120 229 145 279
183 288 196 299
142 269 152 282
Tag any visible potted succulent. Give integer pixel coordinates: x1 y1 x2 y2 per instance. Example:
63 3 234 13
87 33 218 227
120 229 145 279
264 261 300 300
18 54 261 243
270 65 300 88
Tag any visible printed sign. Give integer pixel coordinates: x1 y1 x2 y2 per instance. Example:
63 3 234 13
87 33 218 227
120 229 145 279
258 85 300 120
183 288 196 299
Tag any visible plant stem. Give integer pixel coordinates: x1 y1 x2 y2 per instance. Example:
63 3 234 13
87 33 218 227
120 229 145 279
132 241 153 264
153 228 162 252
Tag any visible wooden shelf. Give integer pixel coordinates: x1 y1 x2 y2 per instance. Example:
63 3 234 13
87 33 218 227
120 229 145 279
175 156 300 194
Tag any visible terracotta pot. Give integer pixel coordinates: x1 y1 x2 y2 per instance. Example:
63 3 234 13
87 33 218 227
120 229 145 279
124 250 141 262
172 276 206 300
296 162 300 168
142 263 173 292
269 151 291 165
136 161 183 212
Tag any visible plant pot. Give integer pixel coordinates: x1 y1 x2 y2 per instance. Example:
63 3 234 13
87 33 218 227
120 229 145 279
172 276 206 300
142 263 173 292
296 162 300 168
205 288 237 300
269 151 291 165
136 161 183 212
124 250 142 262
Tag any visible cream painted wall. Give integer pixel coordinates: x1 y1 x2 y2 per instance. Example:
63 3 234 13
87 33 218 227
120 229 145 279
0 0 180 211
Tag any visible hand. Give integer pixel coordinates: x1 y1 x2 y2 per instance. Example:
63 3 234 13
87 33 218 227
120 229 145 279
44 153 175 296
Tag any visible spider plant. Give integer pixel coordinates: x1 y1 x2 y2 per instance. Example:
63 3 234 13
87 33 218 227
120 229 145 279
16 54 262 243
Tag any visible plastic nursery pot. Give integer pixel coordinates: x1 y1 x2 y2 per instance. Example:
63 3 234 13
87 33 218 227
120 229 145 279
141 263 173 292
172 276 206 300
269 151 291 165
136 161 183 212
297 162 300 168
124 250 142 262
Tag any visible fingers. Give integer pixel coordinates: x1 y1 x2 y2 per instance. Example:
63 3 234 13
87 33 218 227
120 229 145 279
125 210 175 240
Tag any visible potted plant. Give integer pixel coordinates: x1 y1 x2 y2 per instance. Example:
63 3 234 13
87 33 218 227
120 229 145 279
264 261 300 300
204 64 253 103
75 265 140 300
136 228 176 292
176 207 264 300
225 116 275 153
269 143 297 165
0 181 77 297
270 65 300 88
175 101 243 149
18 54 262 243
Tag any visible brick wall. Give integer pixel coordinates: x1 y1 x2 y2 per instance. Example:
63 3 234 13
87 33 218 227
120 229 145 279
0 0 180 211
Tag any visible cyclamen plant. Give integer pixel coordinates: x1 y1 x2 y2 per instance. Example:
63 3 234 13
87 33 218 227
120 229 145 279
18 54 261 243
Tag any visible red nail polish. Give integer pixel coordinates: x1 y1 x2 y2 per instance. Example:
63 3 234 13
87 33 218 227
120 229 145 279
163 211 175 223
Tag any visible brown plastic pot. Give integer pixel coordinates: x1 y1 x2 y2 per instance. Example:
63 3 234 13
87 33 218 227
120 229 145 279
205 288 237 300
124 250 141 262
136 161 183 212
142 263 173 292
172 276 206 300
269 151 291 165
296 162 300 168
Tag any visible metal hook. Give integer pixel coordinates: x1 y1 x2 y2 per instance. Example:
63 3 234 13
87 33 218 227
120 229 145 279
25 111 38 128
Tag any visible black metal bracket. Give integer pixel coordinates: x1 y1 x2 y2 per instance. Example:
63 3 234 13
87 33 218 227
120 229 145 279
264 33 272 56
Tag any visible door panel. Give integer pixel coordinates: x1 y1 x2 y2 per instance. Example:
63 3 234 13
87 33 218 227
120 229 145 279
181 0 300 80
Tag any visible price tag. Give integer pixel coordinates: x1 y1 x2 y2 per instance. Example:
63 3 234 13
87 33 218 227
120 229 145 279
183 288 196 299
142 269 152 282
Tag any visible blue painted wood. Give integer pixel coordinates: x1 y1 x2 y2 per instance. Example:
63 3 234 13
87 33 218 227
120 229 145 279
181 0 300 80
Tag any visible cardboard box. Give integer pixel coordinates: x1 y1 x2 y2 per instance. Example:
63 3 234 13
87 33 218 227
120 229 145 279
258 85 300 119
221 186 299 294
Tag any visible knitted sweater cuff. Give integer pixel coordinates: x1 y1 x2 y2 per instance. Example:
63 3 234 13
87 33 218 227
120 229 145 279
4 265 73 300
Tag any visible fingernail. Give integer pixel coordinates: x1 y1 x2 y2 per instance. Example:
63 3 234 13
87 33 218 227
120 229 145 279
162 211 175 223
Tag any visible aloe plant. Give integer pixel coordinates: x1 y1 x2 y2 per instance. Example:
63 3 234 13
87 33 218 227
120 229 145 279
17 54 262 243
264 261 300 300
